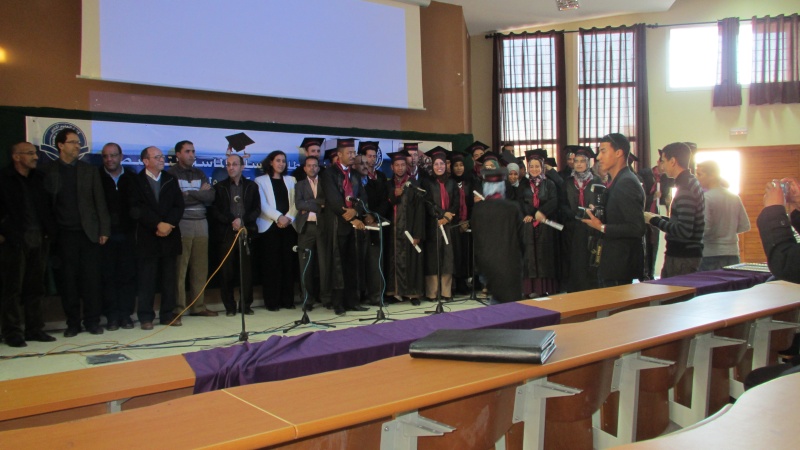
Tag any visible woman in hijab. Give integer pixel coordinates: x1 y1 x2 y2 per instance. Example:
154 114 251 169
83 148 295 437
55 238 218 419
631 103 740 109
449 152 473 295
421 147 459 301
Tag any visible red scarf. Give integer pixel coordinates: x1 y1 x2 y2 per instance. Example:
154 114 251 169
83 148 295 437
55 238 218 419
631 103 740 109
457 182 467 222
337 164 353 208
573 177 588 207
438 180 450 211
530 182 541 228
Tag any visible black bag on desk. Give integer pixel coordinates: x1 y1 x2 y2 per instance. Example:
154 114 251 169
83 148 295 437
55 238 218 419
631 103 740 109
409 328 557 364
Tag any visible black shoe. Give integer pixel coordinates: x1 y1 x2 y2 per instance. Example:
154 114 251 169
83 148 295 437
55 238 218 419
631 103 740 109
63 327 80 338
410 298 421 306
5 335 27 348
244 308 254 315
121 318 134 329
347 305 369 312
87 325 104 335
266 306 280 312
106 321 120 331
334 306 346 315
286 304 297 310
226 310 236 317
25 331 56 342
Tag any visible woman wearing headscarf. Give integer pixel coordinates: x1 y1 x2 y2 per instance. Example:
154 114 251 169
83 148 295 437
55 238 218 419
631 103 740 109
255 150 297 311
519 150 559 298
560 147 602 292
449 152 474 295
421 147 459 301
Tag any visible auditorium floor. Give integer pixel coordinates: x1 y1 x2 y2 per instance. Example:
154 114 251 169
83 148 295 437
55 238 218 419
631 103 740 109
0 294 489 382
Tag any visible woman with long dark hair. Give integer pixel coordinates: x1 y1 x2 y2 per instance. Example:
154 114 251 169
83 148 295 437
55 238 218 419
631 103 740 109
255 150 297 311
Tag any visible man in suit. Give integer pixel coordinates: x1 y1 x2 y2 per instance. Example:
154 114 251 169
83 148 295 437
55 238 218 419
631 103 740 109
319 138 370 315
210 154 260 316
129 146 185 329
294 155 329 311
42 128 110 337
581 133 646 286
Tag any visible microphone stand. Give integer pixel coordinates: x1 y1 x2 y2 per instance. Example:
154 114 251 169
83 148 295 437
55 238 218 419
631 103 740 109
420 195 446 315
284 247 335 333
238 229 250 342
352 196 395 324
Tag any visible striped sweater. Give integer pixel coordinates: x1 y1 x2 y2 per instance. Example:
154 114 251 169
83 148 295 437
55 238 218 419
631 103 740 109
649 170 705 257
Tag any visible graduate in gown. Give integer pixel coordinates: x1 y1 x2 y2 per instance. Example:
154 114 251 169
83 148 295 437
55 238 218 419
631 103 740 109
449 152 474 295
520 149 559 297
421 147 459 301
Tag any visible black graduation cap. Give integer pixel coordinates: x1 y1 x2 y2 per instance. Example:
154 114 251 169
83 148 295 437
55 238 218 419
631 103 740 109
450 151 467 163
562 145 582 156
574 147 596 159
525 149 548 162
544 157 558 168
628 152 639 164
225 132 255 152
324 148 339 161
300 137 325 149
386 150 410 162
476 151 500 165
684 142 698 153
500 150 518 167
465 140 490 155
481 167 507 183
402 142 420 152
358 141 380 155
425 146 449 161
336 138 357 149
516 156 526 166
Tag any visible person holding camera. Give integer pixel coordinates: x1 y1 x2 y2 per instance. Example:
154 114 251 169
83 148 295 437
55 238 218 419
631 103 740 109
758 177 800 283
561 147 602 292
643 142 705 278
581 133 646 287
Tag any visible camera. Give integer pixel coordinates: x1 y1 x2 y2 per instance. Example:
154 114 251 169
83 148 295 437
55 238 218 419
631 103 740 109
575 206 591 220
773 179 791 199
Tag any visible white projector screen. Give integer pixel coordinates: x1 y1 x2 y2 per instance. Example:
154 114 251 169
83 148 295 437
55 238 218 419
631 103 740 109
81 0 424 110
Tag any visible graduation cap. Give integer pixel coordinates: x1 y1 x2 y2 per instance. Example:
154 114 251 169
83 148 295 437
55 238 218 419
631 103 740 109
402 142 420 152
562 145 582 156
225 132 254 152
324 148 339 162
449 151 467 163
500 150 518 167
481 167 507 183
628 152 639 165
300 137 325 149
358 141 380 154
465 140 490 155
336 138 357 149
525 149 548 162
573 147 596 159
425 146 449 162
386 150 410 162
544 157 558 168
476 151 500 165
516 156 526 167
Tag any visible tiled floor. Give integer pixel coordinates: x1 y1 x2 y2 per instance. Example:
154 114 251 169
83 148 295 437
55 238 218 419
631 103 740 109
0 295 489 382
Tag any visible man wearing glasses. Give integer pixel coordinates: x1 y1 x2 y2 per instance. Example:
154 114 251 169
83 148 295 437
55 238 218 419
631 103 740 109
129 146 185 330
42 128 110 337
581 133 646 286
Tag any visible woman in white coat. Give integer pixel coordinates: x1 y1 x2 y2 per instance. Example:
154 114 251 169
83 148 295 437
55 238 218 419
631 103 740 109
255 150 298 310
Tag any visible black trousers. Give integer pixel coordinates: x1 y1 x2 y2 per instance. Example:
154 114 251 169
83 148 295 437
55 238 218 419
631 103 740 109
297 222 326 305
258 225 297 309
137 254 177 323
57 229 102 329
219 232 253 312
332 230 360 310
101 231 137 324
0 239 48 339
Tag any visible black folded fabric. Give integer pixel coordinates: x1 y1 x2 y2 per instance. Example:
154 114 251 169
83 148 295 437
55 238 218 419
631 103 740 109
409 328 557 364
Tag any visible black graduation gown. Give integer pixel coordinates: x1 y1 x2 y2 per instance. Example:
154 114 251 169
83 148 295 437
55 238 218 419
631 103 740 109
519 177 559 280
421 177 459 277
472 198 524 303
450 175 473 279
561 174 602 292
386 177 426 297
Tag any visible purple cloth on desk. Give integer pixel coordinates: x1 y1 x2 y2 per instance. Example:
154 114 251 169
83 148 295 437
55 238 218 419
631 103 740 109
646 269 772 296
184 302 560 393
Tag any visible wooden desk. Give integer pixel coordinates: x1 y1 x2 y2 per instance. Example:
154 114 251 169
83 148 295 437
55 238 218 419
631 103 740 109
0 355 195 431
613 372 800 449
521 284 696 323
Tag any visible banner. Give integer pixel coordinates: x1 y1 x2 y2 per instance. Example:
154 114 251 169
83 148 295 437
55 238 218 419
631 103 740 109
25 117 451 182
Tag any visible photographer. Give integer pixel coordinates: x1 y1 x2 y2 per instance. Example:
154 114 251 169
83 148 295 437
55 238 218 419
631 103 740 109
758 177 800 283
581 133 646 286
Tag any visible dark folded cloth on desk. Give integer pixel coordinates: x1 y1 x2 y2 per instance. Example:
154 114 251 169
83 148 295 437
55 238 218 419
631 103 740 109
410 328 556 364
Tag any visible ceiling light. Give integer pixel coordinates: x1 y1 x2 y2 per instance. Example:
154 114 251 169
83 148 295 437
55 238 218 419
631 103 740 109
556 0 580 11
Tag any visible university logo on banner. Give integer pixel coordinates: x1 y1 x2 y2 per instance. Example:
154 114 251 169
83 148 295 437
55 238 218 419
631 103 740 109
39 122 90 161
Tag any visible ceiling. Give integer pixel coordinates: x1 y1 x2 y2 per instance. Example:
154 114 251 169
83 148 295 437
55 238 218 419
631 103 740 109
436 0 676 35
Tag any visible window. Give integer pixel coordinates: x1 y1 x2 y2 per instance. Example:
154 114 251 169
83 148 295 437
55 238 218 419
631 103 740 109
668 22 753 89
496 33 564 156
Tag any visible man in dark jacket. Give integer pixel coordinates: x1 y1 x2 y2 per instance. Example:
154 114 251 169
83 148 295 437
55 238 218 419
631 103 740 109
129 146 184 329
42 128 110 337
0 142 57 347
98 143 138 330
210 154 261 315
582 133 646 286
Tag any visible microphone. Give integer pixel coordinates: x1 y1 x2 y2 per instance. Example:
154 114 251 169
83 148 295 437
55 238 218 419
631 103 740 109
403 181 426 194
292 246 311 253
